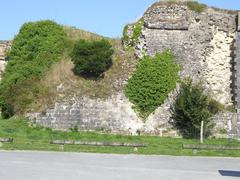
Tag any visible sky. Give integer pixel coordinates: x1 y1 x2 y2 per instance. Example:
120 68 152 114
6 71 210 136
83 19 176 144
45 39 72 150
1 0 240 40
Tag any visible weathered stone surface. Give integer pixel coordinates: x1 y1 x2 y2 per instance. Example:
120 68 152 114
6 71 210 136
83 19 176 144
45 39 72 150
203 31 234 105
238 12 240 31
144 4 189 30
136 3 237 106
28 92 179 136
28 93 142 134
0 41 11 80
213 113 240 138
234 13 240 132
0 41 11 61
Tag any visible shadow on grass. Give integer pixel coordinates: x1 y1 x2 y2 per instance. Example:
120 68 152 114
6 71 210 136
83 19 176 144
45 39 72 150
218 170 240 177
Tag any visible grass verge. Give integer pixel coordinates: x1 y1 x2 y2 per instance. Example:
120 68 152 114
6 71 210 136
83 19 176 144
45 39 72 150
0 117 240 157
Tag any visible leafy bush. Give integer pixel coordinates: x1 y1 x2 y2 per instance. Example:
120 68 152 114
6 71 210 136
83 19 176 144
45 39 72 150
71 39 113 77
0 20 65 117
171 79 213 138
125 50 179 118
186 1 207 13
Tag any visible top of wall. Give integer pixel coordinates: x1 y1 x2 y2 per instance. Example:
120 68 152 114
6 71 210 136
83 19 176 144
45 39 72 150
143 1 238 32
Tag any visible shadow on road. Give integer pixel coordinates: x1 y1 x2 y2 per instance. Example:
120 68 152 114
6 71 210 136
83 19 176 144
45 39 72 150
219 170 240 177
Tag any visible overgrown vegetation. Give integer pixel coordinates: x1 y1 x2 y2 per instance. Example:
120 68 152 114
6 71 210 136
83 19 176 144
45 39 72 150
30 39 137 113
0 117 240 157
125 50 179 118
123 25 130 44
123 19 144 47
132 19 144 44
208 99 236 114
171 79 213 138
186 1 207 13
71 39 113 77
0 21 137 116
156 1 207 13
0 20 66 118
208 99 225 114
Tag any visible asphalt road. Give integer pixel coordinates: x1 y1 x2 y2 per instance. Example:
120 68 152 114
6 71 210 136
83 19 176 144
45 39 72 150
0 151 239 180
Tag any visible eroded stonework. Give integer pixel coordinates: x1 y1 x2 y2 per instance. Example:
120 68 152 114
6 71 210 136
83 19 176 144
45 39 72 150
27 2 239 136
203 31 235 105
28 91 178 136
144 3 189 30
0 41 11 78
136 3 237 106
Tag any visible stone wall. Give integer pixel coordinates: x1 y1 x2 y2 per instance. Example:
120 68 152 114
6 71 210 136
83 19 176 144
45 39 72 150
238 12 240 31
28 88 234 137
28 92 178 136
213 113 240 138
0 41 11 60
234 14 240 110
136 3 236 106
0 41 11 78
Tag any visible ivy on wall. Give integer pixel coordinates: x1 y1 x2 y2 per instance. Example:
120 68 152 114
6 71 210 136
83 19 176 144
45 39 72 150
125 50 179 118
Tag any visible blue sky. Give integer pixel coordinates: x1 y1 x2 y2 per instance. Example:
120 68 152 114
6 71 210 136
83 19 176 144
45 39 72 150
1 0 240 40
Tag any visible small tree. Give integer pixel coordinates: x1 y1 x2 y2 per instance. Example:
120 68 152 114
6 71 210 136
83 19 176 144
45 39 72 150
171 79 212 139
71 39 113 77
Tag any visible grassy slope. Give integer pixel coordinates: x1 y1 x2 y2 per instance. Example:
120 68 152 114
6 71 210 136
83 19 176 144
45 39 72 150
0 118 240 157
29 26 137 112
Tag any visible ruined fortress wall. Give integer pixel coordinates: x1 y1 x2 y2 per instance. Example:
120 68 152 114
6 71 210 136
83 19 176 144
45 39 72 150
0 41 11 75
26 3 239 136
137 4 237 105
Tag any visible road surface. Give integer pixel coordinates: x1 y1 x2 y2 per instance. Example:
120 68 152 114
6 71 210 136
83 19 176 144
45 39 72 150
0 151 239 180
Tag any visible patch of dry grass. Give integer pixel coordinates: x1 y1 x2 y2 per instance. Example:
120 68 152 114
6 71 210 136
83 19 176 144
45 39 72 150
29 28 137 112
64 26 104 41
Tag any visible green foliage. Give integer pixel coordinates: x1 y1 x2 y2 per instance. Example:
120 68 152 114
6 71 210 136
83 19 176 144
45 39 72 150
123 19 144 47
71 39 114 77
186 1 207 13
208 99 224 114
225 105 236 113
0 20 66 117
208 99 236 114
171 79 213 138
218 128 227 135
132 19 144 44
123 25 130 43
125 50 179 118
0 98 14 119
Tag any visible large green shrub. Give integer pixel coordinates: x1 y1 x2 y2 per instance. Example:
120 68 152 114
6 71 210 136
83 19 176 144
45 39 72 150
171 79 212 138
71 39 113 77
125 50 179 118
0 20 65 117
